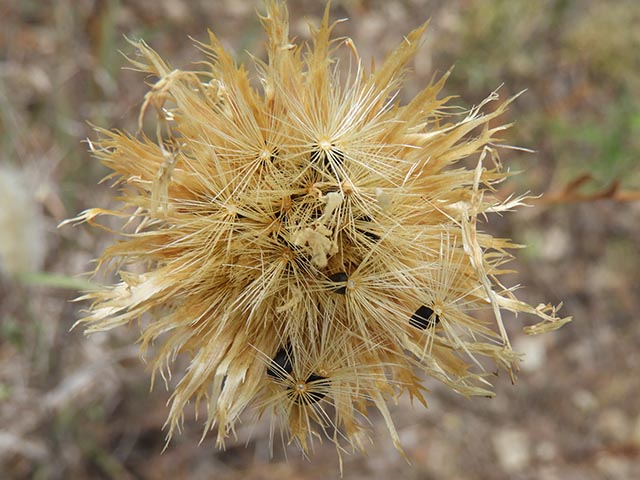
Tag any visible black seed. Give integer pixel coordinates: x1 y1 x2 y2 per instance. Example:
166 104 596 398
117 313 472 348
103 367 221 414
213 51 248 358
328 272 349 294
363 230 380 241
267 345 293 378
274 209 287 223
306 373 327 403
409 305 439 330
358 216 381 242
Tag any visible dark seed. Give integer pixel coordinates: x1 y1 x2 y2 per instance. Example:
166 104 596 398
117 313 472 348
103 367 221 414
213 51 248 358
328 272 349 294
274 209 287 223
267 345 293 378
363 230 380 241
305 373 327 403
409 305 439 330
358 216 381 242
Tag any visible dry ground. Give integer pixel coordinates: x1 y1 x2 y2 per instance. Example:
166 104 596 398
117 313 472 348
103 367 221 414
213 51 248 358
1 1 639 479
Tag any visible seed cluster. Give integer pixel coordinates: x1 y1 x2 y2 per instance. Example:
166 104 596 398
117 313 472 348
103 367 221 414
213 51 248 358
68 0 570 458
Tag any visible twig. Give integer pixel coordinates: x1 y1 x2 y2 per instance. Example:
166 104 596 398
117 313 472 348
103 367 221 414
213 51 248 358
501 172 640 206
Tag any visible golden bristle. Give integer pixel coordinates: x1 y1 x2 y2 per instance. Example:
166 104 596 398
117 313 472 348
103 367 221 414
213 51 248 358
64 0 571 458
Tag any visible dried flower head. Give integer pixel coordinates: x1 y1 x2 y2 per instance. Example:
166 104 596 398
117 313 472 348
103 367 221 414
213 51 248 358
65 1 571 459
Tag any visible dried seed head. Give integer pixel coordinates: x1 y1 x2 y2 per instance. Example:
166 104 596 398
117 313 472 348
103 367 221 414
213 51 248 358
64 0 571 459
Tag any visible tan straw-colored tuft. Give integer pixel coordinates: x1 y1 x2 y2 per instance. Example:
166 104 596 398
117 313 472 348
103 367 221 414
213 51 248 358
64 0 570 459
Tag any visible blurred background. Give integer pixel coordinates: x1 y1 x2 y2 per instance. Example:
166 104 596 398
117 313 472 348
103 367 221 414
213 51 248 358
1 0 639 478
